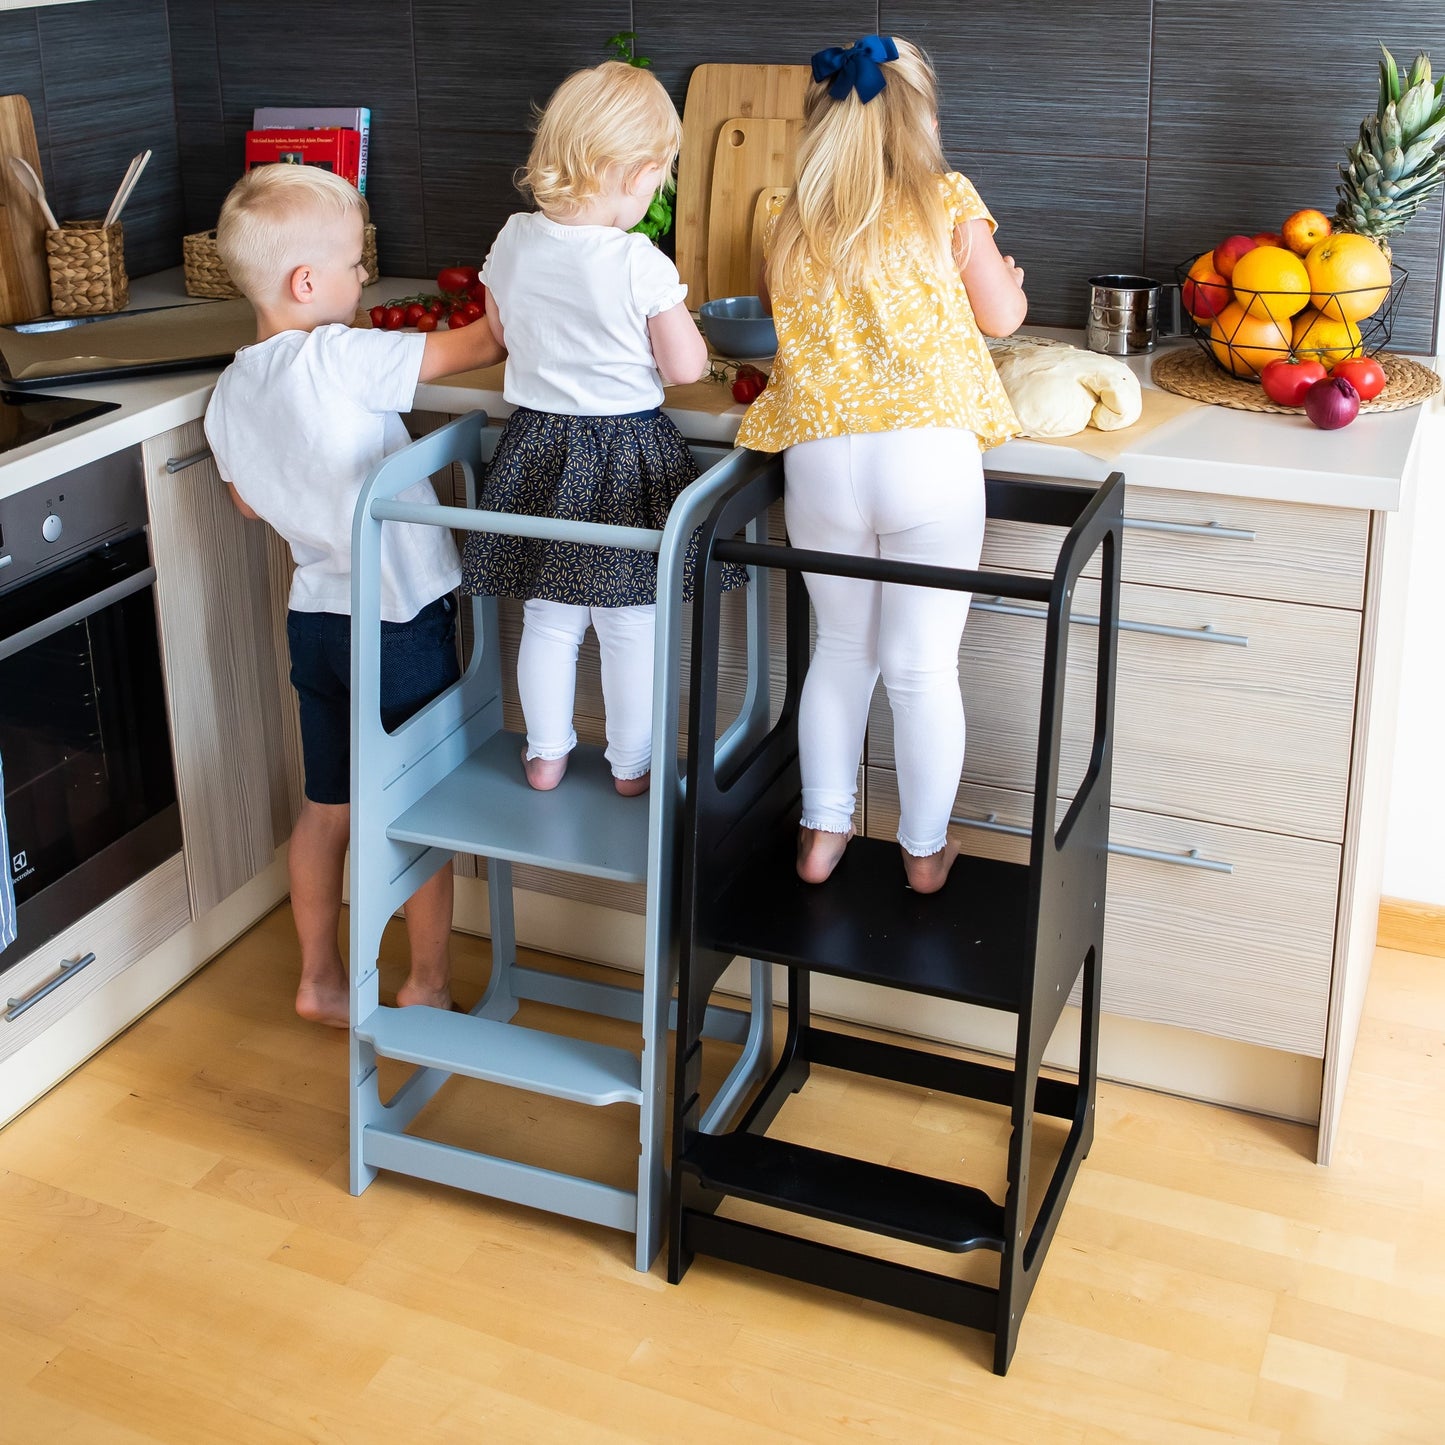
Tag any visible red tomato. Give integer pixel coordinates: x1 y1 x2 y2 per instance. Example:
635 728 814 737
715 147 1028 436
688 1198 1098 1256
467 281 487 307
368 305 387 327
416 313 438 333
437 265 479 294
1329 357 1387 401
1259 357 1327 407
461 300 483 320
383 305 406 330
404 302 427 326
427 300 446 317
445 310 472 328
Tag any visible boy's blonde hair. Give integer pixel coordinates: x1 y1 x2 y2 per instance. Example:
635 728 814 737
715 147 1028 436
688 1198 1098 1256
519 61 682 216
215 164 368 302
769 38 958 297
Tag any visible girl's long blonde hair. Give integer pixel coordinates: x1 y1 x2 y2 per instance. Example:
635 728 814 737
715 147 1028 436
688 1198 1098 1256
519 61 681 217
769 38 958 296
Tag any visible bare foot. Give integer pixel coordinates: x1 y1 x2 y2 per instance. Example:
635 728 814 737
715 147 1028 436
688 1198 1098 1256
614 771 650 797
903 840 959 895
396 979 454 1011
796 826 853 884
522 748 568 791
295 976 349 1029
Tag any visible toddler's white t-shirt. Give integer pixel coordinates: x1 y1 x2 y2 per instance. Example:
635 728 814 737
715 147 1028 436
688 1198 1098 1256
205 324 460 623
482 211 688 415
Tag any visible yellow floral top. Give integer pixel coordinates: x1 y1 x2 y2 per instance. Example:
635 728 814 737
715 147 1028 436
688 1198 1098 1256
735 173 1021 453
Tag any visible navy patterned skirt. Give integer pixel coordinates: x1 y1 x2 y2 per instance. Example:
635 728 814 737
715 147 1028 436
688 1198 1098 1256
460 406 740 608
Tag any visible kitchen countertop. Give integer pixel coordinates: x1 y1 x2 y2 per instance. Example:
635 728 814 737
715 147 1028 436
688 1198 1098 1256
0 269 1436 509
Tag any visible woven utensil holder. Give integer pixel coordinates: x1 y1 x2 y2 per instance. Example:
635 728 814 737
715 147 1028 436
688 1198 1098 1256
46 220 129 315
183 223 379 298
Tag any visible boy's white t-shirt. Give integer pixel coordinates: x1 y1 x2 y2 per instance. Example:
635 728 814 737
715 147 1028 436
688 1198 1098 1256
204 324 460 623
482 211 687 415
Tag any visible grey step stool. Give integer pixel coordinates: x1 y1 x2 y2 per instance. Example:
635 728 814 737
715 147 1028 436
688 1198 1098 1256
347 411 777 1270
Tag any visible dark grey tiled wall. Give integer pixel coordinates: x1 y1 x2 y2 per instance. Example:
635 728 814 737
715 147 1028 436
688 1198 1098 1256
5 2 1442 348
0 0 185 277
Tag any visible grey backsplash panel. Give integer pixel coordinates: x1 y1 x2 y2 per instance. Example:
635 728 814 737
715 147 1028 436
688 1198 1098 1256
2 0 1438 347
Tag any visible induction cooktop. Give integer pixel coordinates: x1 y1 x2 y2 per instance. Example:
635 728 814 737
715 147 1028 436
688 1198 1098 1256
0 388 121 456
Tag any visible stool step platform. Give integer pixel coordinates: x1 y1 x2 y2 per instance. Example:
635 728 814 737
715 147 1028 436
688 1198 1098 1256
682 1131 1006 1253
356 1005 644 1107
703 828 1031 1012
386 730 650 883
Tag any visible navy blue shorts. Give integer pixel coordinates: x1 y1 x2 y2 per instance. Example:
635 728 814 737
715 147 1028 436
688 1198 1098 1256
286 595 460 805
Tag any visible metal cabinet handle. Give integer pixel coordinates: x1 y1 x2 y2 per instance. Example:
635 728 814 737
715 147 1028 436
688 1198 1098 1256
1123 517 1255 542
5 952 97 1022
165 446 213 474
972 596 1248 648
949 813 1234 875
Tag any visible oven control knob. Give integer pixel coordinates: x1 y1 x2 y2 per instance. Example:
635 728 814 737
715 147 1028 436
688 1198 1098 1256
42 513 63 543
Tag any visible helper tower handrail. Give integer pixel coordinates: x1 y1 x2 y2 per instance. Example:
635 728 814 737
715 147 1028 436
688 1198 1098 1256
349 410 777 1270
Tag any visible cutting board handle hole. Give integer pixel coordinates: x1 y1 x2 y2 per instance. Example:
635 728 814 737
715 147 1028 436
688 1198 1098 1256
727 128 745 147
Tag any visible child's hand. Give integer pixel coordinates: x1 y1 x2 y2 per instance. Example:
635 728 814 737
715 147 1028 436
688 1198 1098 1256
1002 255 1026 289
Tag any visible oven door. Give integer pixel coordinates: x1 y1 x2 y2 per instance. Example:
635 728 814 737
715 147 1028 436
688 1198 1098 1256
0 530 182 971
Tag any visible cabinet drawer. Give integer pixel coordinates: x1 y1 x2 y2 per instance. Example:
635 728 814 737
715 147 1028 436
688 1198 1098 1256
980 485 1368 610
866 771 1337 1055
866 577 1360 842
1 854 190 1063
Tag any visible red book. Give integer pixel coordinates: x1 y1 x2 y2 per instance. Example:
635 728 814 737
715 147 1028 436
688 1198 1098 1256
243 129 361 189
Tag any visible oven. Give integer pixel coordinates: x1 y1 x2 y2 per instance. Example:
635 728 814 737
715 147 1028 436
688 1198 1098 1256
0 446 182 974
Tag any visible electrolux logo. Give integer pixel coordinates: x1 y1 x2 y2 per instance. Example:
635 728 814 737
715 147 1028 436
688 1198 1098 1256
11 850 34 885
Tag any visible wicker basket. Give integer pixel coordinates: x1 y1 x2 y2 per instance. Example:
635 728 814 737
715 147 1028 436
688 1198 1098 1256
46 220 129 316
184 223 379 298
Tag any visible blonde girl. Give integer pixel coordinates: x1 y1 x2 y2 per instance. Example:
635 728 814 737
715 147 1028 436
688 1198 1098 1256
736 35 1028 892
461 62 712 796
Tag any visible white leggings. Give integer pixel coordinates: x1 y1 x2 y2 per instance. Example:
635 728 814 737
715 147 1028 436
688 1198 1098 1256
784 429 986 855
517 599 655 780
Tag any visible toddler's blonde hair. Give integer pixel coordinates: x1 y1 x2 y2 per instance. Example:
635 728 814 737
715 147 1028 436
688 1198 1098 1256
519 61 682 217
769 38 958 297
215 163 368 303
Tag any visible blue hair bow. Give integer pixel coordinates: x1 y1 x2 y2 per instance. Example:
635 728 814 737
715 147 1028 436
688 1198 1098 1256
811 35 900 104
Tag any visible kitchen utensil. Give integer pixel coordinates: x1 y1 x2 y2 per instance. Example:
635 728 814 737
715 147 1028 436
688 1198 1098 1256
7 155 58 230
749 186 789 297
676 64 811 304
705 119 798 304
1085 274 1163 354
698 296 777 358
104 149 150 228
0 94 51 325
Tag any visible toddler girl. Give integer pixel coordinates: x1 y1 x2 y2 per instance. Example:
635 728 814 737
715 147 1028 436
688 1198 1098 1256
736 35 1028 893
461 61 710 796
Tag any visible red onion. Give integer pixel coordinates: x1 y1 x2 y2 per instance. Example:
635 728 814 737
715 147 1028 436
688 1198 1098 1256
1303 376 1361 430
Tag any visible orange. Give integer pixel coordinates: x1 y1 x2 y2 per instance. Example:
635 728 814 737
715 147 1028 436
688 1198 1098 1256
1291 308 1364 367
1230 246 1310 320
1208 303 1290 377
1304 233 1391 321
1280 208 1332 256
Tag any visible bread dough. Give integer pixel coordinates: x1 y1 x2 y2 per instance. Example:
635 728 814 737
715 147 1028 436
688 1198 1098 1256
990 341 1143 437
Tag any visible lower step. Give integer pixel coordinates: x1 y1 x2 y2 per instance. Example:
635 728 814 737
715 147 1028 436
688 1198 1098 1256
357 1005 643 1107
682 1131 1006 1253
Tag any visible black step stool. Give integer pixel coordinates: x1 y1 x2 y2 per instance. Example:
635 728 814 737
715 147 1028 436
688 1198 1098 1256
667 457 1124 1373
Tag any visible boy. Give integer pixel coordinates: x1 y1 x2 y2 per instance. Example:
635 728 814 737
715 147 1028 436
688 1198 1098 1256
205 164 504 1027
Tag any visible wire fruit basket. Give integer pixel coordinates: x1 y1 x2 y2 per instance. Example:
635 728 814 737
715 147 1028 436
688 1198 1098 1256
1175 252 1406 380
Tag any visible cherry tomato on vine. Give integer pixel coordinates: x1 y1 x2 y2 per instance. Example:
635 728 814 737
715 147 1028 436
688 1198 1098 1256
462 301 483 321
369 305 387 328
445 310 472 328
427 300 445 318
437 265 479 294
466 281 487 307
404 302 428 326
416 313 438 333
383 306 405 330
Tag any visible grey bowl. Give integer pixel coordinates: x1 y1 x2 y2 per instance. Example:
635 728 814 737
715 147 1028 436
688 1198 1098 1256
698 296 777 359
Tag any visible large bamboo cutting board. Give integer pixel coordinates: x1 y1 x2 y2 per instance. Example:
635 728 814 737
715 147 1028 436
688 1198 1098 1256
705 120 797 301
675 63 810 305
0 95 50 325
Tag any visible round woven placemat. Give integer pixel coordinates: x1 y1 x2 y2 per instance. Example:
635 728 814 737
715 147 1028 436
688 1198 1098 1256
1151 346 1440 414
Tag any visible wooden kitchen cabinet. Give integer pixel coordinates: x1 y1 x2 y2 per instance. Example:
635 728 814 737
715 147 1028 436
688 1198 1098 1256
142 420 303 917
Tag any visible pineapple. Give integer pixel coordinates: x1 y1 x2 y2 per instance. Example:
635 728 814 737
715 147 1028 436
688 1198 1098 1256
1335 45 1445 258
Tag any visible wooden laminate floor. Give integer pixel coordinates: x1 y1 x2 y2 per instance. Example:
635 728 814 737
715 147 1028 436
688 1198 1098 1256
1 907 1442 1444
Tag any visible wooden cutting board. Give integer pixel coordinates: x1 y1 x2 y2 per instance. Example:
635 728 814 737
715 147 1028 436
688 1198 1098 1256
749 185 789 296
675 64 810 305
705 120 797 302
0 95 51 325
